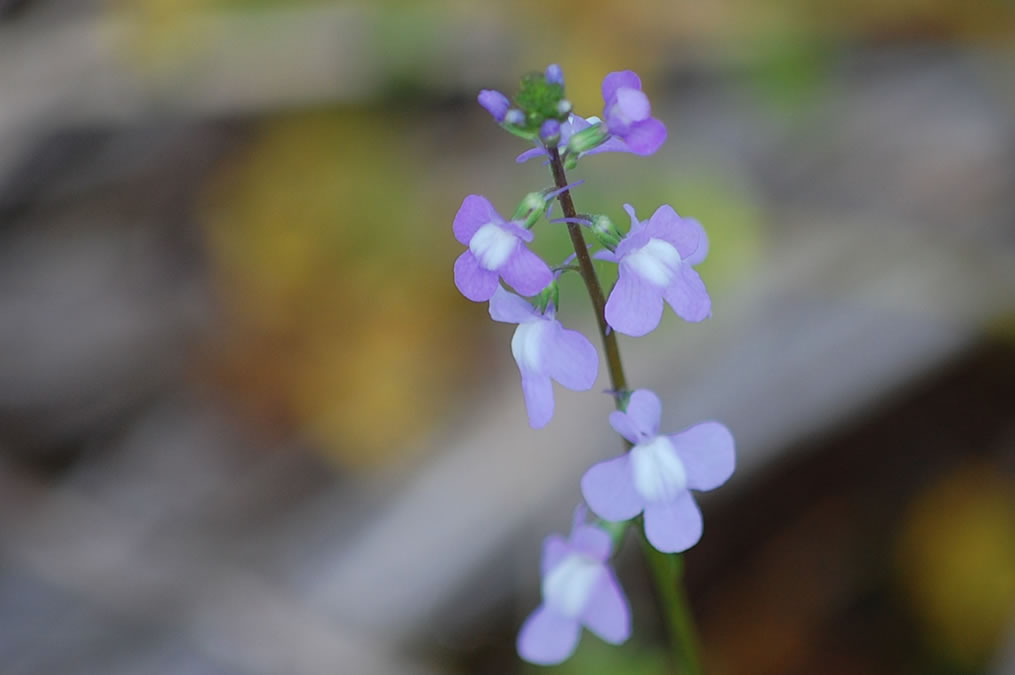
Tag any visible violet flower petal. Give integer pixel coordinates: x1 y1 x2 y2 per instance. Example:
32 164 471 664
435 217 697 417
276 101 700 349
580 136 631 157
663 266 711 322
622 389 662 438
580 570 631 645
614 87 651 122
516 147 548 163
488 286 539 324
454 250 499 302
601 70 643 103
567 524 612 561
541 534 569 577
592 249 619 263
522 373 554 429
453 194 499 245
643 492 704 553
499 220 536 242
581 454 644 522
683 218 710 265
622 118 667 156
645 205 706 260
605 268 664 337
501 247 553 297
517 605 582 666
545 325 598 391
607 411 640 445
669 422 736 491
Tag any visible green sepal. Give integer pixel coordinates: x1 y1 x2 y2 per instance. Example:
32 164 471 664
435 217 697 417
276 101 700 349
567 122 608 154
501 124 539 141
594 518 630 552
512 192 547 228
563 153 578 171
589 214 622 251
532 281 559 314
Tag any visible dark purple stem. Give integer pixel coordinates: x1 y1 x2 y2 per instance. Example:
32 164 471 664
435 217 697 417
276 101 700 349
546 146 628 410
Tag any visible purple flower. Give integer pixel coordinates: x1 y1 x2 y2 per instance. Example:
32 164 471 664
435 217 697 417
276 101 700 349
598 203 710 337
517 508 631 665
453 195 553 302
581 390 735 553
489 287 598 428
600 70 667 155
478 89 510 122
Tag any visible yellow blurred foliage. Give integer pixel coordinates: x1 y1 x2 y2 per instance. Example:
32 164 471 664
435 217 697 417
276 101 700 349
896 465 1015 668
201 110 478 467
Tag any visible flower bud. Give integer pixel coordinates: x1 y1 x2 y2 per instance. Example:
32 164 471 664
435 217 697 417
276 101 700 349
589 214 622 251
566 122 609 154
556 99 573 117
539 119 561 144
544 64 565 86
504 109 525 126
477 89 510 122
513 191 547 228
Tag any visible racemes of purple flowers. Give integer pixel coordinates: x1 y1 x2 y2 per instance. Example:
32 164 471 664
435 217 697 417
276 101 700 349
456 64 735 666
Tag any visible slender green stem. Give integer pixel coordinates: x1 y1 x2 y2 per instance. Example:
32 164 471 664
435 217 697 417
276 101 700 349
641 537 703 675
545 146 703 674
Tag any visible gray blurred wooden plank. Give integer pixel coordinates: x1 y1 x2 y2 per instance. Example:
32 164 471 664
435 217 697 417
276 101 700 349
0 457 439 675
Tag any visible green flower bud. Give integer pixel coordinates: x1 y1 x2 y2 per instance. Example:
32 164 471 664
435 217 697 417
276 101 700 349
515 71 566 122
513 192 547 228
566 123 608 154
588 214 622 251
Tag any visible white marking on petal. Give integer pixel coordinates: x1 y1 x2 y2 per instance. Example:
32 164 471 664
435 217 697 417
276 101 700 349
511 320 549 373
630 435 688 503
469 223 518 270
623 238 680 287
542 553 604 617
615 87 650 122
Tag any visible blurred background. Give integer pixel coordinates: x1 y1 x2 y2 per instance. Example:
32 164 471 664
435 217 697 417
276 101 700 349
1 0 1014 673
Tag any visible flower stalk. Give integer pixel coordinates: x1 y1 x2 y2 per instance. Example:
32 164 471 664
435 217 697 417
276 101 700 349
464 65 732 669
546 146 627 401
546 146 704 675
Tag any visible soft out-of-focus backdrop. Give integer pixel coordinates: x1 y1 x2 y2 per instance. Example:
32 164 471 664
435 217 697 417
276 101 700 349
1 1 1014 673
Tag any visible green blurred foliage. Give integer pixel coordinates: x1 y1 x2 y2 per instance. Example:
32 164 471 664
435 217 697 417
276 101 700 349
896 466 1015 671
201 109 481 467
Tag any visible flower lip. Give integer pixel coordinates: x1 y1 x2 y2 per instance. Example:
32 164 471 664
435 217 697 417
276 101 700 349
469 222 519 270
631 435 688 503
541 552 603 617
622 238 681 287
511 319 548 373
605 87 651 134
